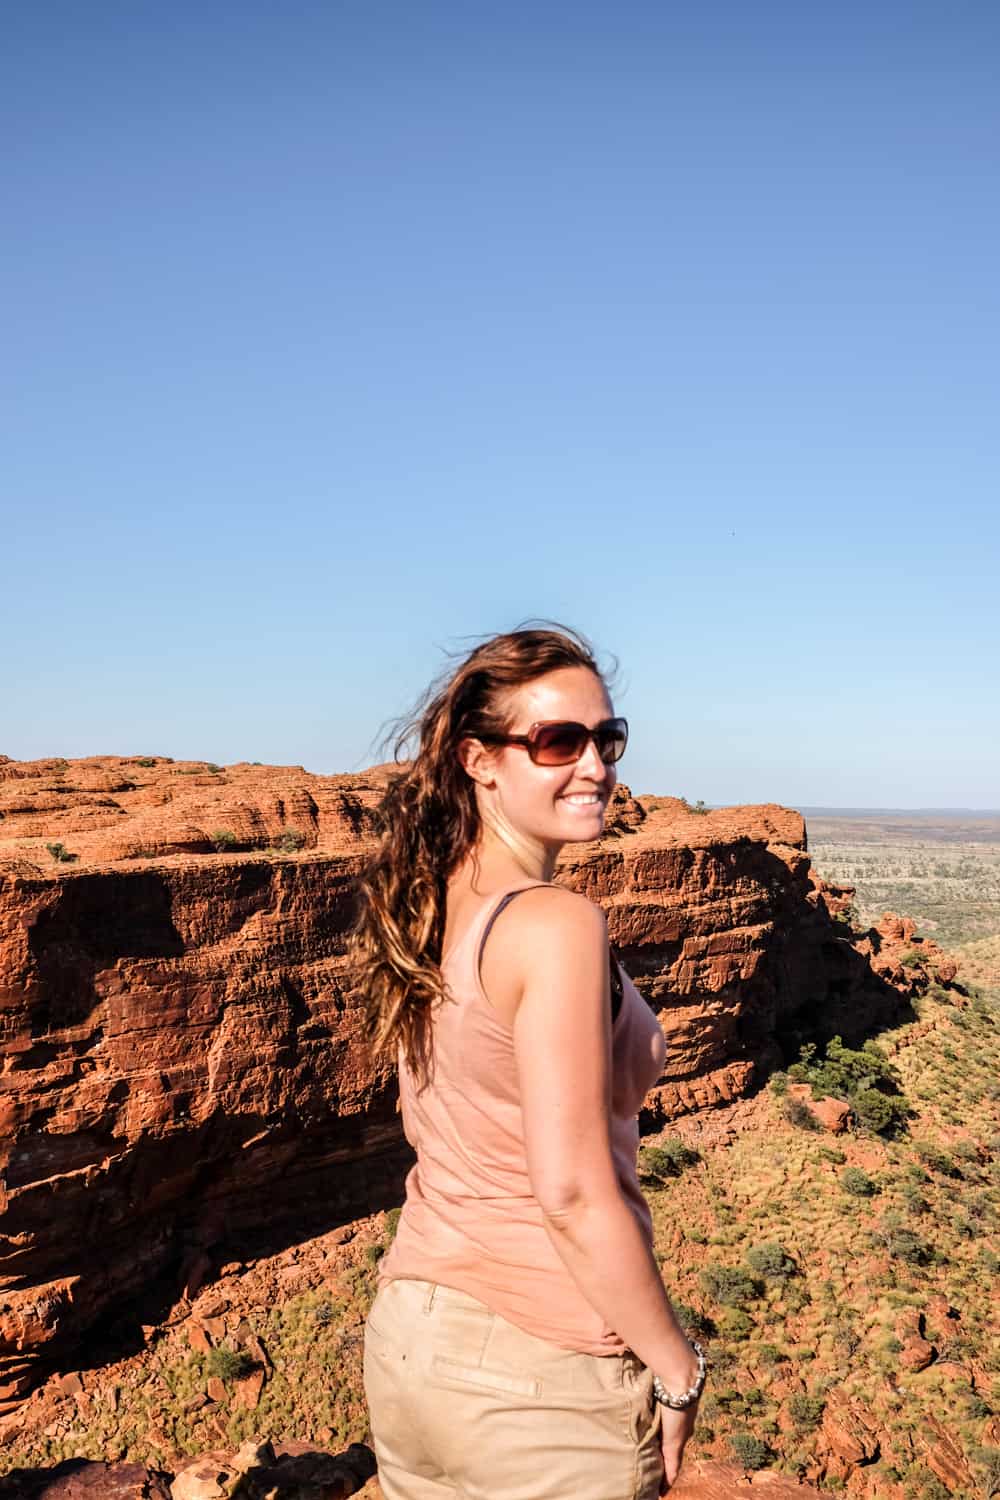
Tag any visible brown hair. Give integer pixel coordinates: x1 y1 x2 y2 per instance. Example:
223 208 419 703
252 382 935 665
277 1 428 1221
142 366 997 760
350 620 618 1088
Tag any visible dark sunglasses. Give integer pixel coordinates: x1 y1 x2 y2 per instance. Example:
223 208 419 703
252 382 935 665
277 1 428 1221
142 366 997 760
480 717 628 766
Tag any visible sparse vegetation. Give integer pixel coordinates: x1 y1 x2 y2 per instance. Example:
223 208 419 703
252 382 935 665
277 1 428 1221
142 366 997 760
786 1035 909 1138
269 829 307 854
745 1242 796 1280
638 1139 700 1183
209 829 240 852
206 1347 254 1383
728 1430 772 1469
699 1264 762 1307
788 1392 826 1428
782 1094 822 1131
45 841 78 863
840 1166 880 1197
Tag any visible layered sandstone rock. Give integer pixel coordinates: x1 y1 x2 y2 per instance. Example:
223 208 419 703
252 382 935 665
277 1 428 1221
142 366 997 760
0 757 938 1408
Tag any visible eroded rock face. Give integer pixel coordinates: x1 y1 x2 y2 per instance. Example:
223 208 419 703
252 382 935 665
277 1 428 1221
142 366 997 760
0 757 933 1408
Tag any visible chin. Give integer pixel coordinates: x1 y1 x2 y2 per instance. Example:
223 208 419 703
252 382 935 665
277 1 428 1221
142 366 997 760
556 812 607 842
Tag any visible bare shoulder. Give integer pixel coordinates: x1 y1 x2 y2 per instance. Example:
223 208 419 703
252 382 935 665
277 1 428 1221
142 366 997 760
503 883 606 948
480 884 606 997
478 885 607 1028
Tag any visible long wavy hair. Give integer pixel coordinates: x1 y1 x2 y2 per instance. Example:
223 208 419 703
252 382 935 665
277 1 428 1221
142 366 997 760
350 620 618 1089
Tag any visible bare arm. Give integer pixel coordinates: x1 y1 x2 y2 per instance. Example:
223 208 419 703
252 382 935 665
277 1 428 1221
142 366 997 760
507 890 700 1390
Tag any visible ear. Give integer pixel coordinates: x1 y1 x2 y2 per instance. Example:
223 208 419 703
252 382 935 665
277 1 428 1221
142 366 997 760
457 735 498 788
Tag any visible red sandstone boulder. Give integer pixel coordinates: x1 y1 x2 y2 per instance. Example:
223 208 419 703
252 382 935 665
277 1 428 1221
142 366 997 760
787 1084 853 1133
0 1461 171 1498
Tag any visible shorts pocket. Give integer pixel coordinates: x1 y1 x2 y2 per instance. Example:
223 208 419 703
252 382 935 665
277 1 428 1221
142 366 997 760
365 1277 423 1340
429 1354 542 1399
626 1363 661 1447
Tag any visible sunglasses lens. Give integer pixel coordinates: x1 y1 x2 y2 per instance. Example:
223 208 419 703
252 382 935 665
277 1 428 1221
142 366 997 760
532 723 589 764
530 719 629 765
596 720 628 763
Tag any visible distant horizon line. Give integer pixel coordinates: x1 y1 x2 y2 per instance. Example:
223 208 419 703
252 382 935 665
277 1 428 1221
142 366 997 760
727 805 1000 816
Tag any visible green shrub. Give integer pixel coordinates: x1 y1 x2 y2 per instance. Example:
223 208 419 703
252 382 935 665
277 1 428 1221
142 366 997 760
728 1431 772 1469
901 1184 928 1215
136 758 157 767
817 1145 847 1165
788 1393 826 1428
45 842 78 863
899 949 923 969
718 1307 754 1338
757 1344 786 1364
916 1142 959 1177
210 829 239 851
769 1071 789 1096
206 1347 253 1382
784 1283 812 1312
782 1096 821 1132
871 1214 933 1266
699 1264 761 1307
785 1035 908 1137
840 1167 879 1197
638 1138 700 1182
745 1242 796 1280
271 828 307 853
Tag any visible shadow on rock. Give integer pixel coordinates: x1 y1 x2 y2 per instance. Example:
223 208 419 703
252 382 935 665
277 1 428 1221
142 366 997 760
0 1440 377 1499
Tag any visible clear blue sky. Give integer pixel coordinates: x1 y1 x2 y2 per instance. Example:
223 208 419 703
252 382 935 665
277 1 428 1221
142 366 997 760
3 2 998 808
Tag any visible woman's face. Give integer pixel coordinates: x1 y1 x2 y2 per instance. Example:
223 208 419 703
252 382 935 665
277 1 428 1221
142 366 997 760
467 665 619 851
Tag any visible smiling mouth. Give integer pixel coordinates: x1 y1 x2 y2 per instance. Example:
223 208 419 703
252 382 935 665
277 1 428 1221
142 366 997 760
560 793 606 806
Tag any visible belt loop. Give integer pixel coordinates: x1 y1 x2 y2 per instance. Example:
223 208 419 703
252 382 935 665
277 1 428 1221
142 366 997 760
422 1281 438 1314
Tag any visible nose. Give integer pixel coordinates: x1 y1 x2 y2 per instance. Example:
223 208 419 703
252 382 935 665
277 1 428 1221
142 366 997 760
576 734 609 780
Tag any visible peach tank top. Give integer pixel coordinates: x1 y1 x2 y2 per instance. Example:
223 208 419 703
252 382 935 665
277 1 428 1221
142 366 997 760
377 880 667 1355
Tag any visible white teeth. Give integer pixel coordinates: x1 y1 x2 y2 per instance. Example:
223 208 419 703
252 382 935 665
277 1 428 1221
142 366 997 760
564 794 601 805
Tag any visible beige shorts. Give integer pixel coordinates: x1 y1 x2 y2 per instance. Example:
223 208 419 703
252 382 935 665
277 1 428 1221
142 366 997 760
363 1276 664 1500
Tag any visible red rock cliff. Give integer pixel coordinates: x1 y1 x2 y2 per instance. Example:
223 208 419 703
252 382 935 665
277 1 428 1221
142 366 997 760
0 756 923 1408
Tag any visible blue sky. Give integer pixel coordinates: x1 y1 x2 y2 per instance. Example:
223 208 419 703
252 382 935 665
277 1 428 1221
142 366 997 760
3 2 998 807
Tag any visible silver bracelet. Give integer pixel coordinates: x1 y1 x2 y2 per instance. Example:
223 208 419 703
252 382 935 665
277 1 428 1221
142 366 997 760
651 1341 708 1410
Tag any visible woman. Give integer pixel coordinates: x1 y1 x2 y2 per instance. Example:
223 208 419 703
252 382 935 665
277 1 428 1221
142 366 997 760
352 624 705 1500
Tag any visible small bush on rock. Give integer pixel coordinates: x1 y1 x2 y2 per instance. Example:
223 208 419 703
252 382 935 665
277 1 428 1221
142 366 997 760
45 842 78 863
782 1096 821 1132
206 1347 253 1382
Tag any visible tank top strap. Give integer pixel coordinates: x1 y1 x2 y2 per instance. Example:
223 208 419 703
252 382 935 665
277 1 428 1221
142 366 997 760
475 882 552 981
474 883 623 1027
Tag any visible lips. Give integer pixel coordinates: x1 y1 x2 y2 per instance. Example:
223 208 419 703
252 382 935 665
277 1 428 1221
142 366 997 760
560 793 606 807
